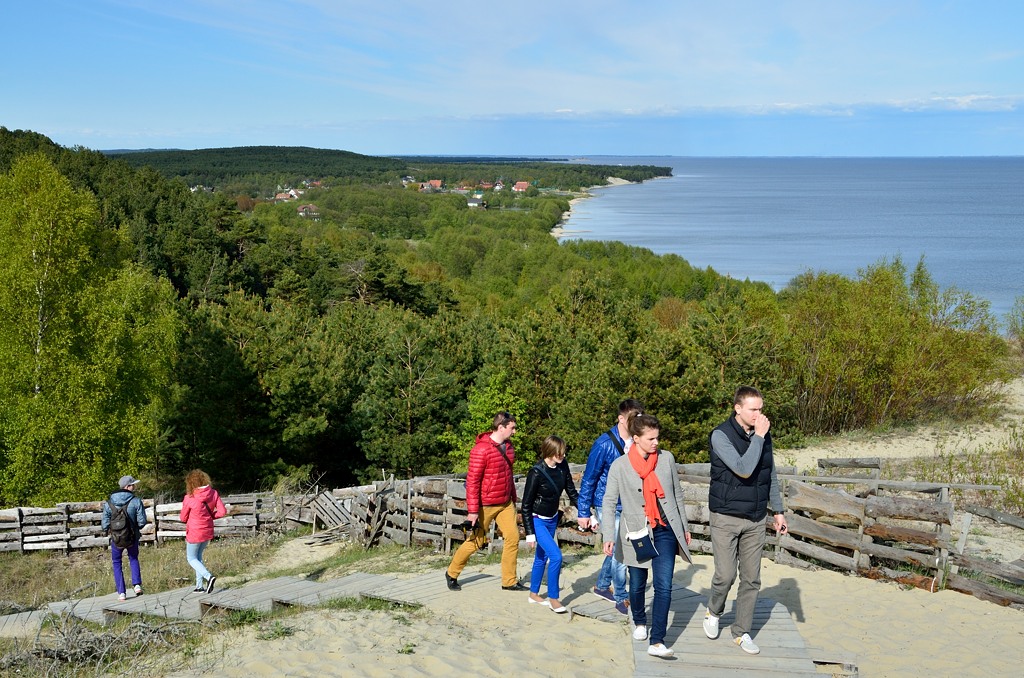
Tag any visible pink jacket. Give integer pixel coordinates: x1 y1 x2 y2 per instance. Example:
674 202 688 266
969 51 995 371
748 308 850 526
180 485 227 543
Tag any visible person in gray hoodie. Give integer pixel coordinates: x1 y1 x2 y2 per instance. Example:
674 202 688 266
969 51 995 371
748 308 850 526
101 475 147 601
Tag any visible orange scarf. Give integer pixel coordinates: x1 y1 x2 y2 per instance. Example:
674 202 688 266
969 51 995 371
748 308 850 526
628 446 666 527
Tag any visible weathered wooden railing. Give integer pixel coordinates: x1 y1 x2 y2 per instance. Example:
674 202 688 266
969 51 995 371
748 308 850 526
0 493 296 553
2 458 1021 609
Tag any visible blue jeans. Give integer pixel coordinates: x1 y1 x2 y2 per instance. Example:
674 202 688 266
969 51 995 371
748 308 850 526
628 524 678 646
595 507 627 603
529 515 563 599
111 539 142 594
186 540 213 588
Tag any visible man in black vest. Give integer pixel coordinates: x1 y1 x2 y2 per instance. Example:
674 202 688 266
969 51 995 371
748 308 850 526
703 386 787 655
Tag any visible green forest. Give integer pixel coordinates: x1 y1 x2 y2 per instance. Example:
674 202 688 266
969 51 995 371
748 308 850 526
0 127 1017 506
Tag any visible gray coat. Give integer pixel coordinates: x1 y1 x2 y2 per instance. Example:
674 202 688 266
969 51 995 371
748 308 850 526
601 450 692 568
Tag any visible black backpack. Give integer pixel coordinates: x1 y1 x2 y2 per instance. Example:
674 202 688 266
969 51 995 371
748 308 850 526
107 498 138 548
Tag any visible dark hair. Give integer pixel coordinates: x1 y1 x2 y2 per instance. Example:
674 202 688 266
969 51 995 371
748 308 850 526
627 412 660 438
538 435 566 461
492 411 516 430
733 386 763 406
618 398 645 417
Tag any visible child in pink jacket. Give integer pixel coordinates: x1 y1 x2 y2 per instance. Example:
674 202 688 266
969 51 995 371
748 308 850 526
179 469 227 593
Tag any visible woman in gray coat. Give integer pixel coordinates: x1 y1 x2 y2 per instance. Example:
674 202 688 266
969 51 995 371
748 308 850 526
602 412 692 659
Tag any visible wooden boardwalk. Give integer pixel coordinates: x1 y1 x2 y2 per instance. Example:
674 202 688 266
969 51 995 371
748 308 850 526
573 585 829 677
0 571 849 676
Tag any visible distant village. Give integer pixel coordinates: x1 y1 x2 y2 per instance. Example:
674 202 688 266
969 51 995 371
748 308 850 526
197 175 541 222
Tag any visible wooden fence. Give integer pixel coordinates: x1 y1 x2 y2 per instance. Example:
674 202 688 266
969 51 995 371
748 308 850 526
3 459 1022 609
0 493 295 553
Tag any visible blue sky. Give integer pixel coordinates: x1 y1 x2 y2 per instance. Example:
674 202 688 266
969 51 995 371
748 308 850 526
4 0 1023 156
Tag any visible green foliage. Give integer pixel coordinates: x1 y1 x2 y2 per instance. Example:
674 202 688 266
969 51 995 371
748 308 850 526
0 155 182 504
442 371 529 473
0 131 1011 501
1007 295 1024 357
779 258 1009 434
107 145 407 195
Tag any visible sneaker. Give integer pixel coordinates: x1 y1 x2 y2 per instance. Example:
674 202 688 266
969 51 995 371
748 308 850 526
614 600 629 615
205 576 217 594
501 581 528 591
118 593 126 602
445 571 461 591
592 586 615 603
632 625 648 641
647 643 674 658
734 633 760 655
193 587 205 592
703 611 720 639
133 584 143 596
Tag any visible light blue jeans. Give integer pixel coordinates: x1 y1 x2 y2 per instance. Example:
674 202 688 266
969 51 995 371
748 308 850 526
595 507 627 603
186 540 213 588
529 514 563 600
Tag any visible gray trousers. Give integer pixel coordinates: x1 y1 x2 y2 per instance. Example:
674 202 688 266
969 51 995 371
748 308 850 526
707 511 766 638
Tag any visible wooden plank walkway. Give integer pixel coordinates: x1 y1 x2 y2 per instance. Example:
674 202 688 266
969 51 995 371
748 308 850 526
1 570 839 677
570 583 822 677
629 587 820 677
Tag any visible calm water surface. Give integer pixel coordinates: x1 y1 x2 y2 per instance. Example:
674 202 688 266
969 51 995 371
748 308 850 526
561 157 1023 321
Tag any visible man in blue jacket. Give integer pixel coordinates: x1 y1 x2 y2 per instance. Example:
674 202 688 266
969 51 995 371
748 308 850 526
576 398 644 615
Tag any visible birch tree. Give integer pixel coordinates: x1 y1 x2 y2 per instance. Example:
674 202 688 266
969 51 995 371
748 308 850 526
0 154 181 504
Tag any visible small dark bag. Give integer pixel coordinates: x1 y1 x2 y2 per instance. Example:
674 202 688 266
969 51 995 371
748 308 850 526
626 522 659 562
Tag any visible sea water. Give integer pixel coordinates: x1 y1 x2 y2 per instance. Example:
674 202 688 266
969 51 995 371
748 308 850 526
560 157 1023 322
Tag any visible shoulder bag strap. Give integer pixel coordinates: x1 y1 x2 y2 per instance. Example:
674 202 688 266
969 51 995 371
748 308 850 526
606 431 626 455
535 463 560 492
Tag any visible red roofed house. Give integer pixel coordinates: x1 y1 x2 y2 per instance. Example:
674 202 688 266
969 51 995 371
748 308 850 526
512 181 530 192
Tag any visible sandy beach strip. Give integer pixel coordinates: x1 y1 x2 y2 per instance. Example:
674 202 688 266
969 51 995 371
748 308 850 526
550 176 635 239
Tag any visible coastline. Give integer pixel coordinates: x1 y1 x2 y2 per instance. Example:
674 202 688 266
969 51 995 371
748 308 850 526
550 176 634 239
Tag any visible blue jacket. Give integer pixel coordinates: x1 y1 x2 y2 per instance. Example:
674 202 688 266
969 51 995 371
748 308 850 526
576 426 627 519
101 489 148 532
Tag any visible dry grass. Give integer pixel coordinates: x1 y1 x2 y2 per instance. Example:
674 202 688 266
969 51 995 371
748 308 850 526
885 425 1024 516
0 532 280 611
0 532 290 677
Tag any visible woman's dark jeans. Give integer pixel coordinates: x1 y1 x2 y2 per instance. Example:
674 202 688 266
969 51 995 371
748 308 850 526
628 524 678 646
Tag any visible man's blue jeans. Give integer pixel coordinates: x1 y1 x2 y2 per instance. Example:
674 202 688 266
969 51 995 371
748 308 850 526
595 507 627 603
627 524 678 646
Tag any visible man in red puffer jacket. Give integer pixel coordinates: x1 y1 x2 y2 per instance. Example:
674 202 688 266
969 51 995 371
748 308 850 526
445 412 527 591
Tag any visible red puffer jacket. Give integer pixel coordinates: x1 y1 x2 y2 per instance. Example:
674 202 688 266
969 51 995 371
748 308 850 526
465 432 516 513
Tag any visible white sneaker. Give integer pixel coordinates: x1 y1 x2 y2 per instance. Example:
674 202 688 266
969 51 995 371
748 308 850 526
632 625 648 641
735 633 760 654
647 643 674 658
703 611 720 639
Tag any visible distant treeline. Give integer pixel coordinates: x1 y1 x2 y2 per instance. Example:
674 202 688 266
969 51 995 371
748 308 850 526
105 145 672 196
0 126 1012 508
